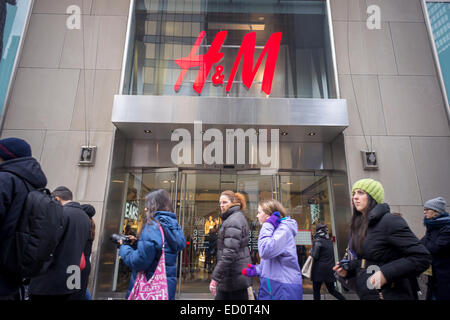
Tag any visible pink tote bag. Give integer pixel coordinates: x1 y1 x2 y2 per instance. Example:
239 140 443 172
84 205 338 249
128 223 169 300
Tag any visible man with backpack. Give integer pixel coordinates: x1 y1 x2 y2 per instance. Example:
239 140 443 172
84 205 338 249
29 186 91 300
0 137 48 300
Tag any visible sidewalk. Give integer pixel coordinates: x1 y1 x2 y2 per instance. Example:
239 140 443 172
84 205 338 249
176 293 360 300
98 292 359 300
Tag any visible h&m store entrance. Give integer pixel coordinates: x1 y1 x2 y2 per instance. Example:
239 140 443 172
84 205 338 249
95 94 351 299
94 0 352 298
97 166 347 298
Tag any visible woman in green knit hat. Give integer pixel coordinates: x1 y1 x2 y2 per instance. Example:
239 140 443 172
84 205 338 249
333 178 431 300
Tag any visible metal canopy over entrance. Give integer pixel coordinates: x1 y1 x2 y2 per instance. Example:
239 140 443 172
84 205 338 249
112 95 348 143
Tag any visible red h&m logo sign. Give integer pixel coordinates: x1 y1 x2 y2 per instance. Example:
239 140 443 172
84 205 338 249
174 31 282 95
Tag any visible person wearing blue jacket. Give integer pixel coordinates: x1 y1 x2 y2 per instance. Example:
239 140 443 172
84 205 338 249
242 199 303 300
119 189 185 300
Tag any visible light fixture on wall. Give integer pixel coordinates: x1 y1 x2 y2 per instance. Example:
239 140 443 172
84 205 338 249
307 132 316 136
144 129 152 134
361 150 378 170
79 146 97 166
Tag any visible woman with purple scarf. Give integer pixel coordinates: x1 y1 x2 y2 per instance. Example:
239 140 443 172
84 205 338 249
242 199 303 300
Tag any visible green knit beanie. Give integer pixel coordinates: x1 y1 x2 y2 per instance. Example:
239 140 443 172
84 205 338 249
352 178 384 204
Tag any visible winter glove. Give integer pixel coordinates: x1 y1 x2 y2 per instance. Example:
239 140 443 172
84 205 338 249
265 211 281 229
241 264 258 277
209 279 218 296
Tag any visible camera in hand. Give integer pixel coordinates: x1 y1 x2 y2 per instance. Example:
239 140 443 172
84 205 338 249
110 233 132 245
338 259 351 271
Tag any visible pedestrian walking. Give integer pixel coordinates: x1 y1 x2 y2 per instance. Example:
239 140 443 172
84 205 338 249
333 178 431 300
204 225 217 273
242 199 303 300
311 223 346 300
119 189 186 300
29 186 91 300
0 138 47 300
420 197 450 300
210 191 251 300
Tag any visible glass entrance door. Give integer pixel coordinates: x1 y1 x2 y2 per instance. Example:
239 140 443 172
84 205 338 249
112 168 179 292
235 171 277 266
177 171 221 293
177 170 276 294
276 173 338 295
176 171 338 296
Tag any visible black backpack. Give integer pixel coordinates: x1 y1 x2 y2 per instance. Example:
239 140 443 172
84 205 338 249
4 172 65 279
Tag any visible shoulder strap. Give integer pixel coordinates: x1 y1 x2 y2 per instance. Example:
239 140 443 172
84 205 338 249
157 223 165 249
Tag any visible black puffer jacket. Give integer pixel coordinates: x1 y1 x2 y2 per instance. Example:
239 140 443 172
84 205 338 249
421 215 450 300
311 228 336 283
212 206 251 292
0 157 47 296
345 204 431 300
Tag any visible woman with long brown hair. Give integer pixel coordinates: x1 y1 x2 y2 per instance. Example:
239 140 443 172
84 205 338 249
209 190 251 300
119 189 185 300
333 178 430 300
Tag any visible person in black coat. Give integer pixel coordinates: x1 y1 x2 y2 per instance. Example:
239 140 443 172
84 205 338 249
205 225 218 273
310 223 346 300
210 190 251 300
29 186 91 300
333 178 431 300
73 203 96 300
420 197 450 300
0 138 47 300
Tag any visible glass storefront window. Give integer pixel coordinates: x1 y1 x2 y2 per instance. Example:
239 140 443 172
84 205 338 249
123 0 337 98
100 168 336 297
425 1 450 106
0 0 33 128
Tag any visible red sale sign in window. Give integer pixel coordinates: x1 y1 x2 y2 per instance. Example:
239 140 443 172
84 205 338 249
174 31 282 95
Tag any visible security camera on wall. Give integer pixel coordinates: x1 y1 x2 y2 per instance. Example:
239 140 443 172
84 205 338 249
361 150 378 170
79 146 97 166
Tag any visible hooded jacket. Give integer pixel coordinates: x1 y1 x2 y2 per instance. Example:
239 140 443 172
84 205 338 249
255 217 303 300
212 205 251 292
0 157 47 296
345 203 431 300
29 201 91 296
421 213 450 300
119 211 185 300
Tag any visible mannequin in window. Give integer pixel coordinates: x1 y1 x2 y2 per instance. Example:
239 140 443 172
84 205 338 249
204 215 216 235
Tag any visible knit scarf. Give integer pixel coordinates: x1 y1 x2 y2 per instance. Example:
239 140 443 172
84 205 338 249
424 212 450 229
